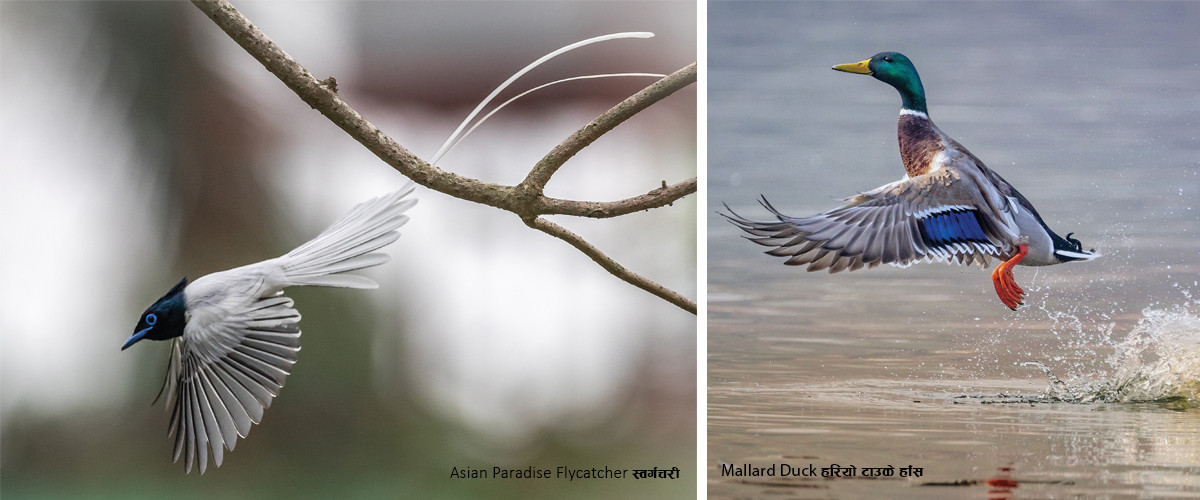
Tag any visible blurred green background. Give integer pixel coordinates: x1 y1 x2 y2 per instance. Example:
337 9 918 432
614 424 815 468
1 1 696 498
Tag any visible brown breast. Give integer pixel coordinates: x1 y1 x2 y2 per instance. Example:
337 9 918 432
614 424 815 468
897 112 944 177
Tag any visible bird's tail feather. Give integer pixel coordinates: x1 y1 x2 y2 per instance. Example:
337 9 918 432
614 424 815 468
280 183 417 288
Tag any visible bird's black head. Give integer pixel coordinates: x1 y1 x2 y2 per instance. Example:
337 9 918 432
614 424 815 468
122 277 189 350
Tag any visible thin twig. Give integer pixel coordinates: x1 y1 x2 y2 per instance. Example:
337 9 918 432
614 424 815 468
524 217 696 314
190 0 696 313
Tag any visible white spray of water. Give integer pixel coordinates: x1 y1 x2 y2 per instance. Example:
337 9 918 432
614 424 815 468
1027 305 1200 405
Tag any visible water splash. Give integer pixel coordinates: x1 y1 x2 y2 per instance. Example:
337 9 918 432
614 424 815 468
1028 305 1200 406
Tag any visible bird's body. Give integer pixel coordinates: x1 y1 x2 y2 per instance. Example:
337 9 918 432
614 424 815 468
724 52 1097 309
123 184 417 473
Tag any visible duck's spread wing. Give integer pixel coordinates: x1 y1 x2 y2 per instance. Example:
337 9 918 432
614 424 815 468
723 173 1017 272
161 280 301 474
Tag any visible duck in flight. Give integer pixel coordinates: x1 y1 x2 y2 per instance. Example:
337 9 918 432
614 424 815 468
724 52 1098 309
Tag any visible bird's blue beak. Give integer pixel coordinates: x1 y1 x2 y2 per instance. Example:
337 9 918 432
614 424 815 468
121 328 151 350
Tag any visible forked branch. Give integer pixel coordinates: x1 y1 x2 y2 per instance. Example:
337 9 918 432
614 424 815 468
190 0 696 314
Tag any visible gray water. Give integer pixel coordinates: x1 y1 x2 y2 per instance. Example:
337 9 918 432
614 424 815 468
708 2 1200 498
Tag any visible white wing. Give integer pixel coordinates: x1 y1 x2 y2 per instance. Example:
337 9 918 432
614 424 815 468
162 185 416 473
165 283 299 474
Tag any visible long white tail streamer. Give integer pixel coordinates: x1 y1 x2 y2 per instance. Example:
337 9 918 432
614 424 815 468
429 31 656 165
439 73 665 160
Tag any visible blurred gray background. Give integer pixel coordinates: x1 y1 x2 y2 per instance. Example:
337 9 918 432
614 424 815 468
1 1 696 498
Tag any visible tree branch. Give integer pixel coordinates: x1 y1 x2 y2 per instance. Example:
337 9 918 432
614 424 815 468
524 217 696 314
190 0 696 313
537 178 697 218
191 0 499 206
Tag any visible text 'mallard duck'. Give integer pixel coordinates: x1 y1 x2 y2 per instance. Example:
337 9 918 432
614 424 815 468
724 52 1098 309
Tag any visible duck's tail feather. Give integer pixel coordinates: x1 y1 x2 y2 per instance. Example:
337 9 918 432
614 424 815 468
1050 231 1101 262
280 182 417 288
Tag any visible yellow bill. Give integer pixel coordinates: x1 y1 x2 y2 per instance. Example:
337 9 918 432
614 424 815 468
832 58 872 75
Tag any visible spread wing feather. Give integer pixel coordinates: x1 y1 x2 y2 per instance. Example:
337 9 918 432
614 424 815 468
165 296 301 473
723 172 1017 272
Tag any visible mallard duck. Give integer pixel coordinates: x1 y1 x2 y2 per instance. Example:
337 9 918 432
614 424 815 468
723 52 1098 309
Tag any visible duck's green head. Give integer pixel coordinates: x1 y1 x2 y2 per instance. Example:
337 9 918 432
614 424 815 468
833 52 927 114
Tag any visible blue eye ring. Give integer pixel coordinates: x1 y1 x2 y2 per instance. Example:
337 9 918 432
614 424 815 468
145 313 157 326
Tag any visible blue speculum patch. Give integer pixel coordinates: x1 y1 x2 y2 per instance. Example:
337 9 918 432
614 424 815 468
919 209 989 246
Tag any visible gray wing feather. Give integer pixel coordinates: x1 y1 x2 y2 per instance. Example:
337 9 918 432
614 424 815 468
723 172 1012 272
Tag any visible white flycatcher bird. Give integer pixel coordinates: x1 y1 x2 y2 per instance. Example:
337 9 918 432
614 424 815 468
122 183 417 473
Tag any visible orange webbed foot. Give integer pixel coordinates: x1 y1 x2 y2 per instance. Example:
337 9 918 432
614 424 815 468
991 244 1029 310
